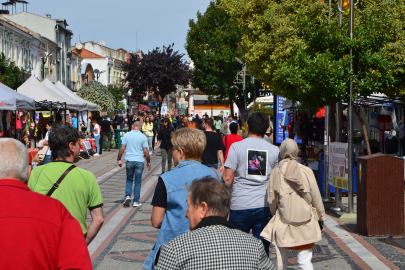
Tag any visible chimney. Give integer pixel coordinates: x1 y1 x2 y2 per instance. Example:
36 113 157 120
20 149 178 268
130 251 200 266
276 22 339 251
46 14 51 19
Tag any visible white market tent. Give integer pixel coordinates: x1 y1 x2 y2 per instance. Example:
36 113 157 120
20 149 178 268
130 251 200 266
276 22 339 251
55 81 99 111
17 76 68 107
42 79 86 111
0 81 35 110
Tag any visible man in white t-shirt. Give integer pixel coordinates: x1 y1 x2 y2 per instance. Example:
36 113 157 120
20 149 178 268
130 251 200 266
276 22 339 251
43 121 55 164
91 119 101 156
227 115 237 135
223 112 280 255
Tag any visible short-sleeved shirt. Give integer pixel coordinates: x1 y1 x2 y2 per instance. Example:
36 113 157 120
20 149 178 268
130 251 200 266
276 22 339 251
93 124 100 136
201 131 225 165
28 160 103 234
99 120 112 133
224 137 280 210
223 134 244 162
72 117 78 128
122 130 148 162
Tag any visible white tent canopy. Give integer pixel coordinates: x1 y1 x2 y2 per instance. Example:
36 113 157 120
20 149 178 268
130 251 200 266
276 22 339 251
17 76 68 106
0 82 35 110
55 81 98 111
42 79 86 111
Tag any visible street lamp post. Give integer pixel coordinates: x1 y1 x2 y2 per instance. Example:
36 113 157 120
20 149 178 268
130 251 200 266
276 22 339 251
235 57 247 122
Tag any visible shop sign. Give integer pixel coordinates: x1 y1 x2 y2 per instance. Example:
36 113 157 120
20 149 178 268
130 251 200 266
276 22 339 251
329 142 349 188
179 98 185 104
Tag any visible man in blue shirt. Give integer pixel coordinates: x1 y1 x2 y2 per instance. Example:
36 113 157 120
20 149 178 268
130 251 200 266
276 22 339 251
117 121 151 207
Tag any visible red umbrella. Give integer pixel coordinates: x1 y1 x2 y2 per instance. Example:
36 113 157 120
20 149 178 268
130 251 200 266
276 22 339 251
138 104 151 112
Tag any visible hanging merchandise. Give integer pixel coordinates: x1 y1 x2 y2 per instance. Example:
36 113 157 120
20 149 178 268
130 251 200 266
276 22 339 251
377 106 394 131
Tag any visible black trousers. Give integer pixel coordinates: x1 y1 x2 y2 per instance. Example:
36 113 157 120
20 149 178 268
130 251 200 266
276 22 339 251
152 132 156 150
401 137 405 156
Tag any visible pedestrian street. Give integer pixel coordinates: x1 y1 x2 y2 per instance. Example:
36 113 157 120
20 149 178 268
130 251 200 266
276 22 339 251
75 149 405 270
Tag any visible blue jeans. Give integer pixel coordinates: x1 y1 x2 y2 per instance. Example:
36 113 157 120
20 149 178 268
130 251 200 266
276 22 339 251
125 161 144 202
229 207 272 255
94 135 100 154
203 164 218 169
44 155 52 164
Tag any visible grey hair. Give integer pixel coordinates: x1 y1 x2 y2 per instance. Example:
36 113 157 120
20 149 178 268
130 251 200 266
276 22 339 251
0 138 29 183
133 121 142 128
187 176 232 219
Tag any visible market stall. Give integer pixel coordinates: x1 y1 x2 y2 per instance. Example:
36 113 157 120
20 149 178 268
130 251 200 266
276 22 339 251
43 79 87 111
54 81 98 111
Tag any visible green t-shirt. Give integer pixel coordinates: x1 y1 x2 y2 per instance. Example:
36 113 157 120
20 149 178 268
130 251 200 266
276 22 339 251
28 160 103 234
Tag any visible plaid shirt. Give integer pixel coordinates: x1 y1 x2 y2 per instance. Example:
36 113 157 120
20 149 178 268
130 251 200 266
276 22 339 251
155 216 275 270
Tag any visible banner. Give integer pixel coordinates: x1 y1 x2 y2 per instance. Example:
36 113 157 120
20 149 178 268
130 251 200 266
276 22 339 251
274 96 302 145
329 142 349 189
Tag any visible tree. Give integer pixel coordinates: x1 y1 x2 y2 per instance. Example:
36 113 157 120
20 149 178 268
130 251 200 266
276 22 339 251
222 0 405 111
78 81 115 112
108 86 128 110
185 0 254 124
123 44 192 120
0 53 25 89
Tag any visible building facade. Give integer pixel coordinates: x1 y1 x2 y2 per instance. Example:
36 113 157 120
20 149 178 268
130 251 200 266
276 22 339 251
4 12 75 87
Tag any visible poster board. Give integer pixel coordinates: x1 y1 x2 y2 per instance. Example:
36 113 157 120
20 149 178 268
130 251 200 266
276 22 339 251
274 96 302 145
329 142 349 189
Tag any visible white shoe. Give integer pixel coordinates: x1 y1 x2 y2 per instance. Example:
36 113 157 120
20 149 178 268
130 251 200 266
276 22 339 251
133 201 142 207
94 153 99 156
123 196 131 206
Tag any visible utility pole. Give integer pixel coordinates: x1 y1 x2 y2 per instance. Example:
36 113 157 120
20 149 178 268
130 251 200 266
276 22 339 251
348 0 355 213
331 0 344 212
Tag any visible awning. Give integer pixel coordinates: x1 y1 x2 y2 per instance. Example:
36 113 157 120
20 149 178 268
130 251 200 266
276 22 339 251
0 82 35 110
17 76 68 108
55 81 99 111
138 104 151 112
43 79 87 111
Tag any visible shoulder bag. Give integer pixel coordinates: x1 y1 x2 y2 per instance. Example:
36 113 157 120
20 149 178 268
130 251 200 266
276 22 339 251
46 165 76 196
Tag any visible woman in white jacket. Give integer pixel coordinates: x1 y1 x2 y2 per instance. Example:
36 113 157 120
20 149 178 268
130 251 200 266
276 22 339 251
261 139 326 270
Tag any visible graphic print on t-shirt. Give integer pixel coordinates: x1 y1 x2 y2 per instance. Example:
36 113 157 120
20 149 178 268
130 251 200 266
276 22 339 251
246 149 268 177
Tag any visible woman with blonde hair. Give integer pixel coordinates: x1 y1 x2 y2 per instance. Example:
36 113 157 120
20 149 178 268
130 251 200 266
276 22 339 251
143 128 221 270
142 116 154 155
261 139 326 270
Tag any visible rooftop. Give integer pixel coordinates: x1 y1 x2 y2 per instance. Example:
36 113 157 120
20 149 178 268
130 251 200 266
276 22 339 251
71 48 105 59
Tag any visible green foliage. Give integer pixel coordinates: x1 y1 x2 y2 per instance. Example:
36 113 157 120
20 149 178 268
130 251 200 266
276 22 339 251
78 81 115 112
222 0 405 110
185 0 253 119
108 86 128 109
117 101 126 111
0 53 25 89
252 102 273 115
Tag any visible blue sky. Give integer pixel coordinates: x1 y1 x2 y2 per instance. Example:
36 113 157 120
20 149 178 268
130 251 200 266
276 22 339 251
18 0 211 58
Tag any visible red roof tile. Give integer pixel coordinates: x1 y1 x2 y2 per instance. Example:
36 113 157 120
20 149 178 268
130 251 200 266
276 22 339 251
71 48 105 59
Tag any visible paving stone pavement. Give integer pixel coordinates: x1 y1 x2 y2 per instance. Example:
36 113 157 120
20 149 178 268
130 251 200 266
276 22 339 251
74 150 405 270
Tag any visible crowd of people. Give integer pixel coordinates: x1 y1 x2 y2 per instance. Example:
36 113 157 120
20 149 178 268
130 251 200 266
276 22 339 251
0 110 326 270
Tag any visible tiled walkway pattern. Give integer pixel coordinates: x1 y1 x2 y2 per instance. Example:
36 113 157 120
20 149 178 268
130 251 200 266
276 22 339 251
75 150 405 269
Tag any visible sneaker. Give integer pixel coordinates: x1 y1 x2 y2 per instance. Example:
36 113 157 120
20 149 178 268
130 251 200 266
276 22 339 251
133 201 142 207
93 153 99 156
123 196 131 206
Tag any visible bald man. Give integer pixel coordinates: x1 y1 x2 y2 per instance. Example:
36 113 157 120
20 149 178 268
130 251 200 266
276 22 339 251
0 138 91 270
117 121 151 207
